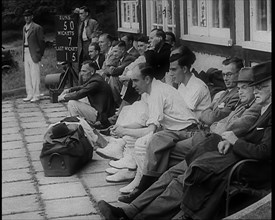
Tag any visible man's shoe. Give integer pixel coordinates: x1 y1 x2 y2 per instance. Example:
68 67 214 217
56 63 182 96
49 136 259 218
23 97 32 102
30 97 40 103
98 200 129 220
106 169 136 183
105 167 120 175
118 188 143 204
109 156 137 170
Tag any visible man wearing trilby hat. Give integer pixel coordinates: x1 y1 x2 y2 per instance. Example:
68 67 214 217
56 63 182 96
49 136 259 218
22 9 45 103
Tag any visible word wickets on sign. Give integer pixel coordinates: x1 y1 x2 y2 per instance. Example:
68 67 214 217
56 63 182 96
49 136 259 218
55 15 78 63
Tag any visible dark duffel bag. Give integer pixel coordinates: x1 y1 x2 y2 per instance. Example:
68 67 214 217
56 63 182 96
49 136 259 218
40 122 93 176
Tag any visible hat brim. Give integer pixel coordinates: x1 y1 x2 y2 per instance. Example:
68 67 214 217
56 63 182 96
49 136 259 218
249 76 271 86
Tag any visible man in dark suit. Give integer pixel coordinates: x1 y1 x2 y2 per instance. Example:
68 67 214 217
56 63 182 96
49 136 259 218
22 9 45 103
121 33 139 59
88 42 105 70
58 61 115 128
144 28 172 80
108 41 136 107
97 61 271 220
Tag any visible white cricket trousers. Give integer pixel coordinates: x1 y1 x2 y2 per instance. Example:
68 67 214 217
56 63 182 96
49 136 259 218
24 48 40 99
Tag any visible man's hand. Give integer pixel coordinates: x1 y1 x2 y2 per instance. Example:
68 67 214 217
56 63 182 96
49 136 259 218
58 93 66 102
217 140 231 155
221 131 238 145
111 125 125 138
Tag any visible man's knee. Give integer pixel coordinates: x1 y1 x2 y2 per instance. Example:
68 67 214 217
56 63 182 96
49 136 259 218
68 100 79 115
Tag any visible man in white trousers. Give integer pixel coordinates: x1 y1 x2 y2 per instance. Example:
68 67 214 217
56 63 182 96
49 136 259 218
22 9 45 102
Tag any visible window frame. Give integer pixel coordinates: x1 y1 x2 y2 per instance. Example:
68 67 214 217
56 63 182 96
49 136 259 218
117 0 140 33
241 0 271 52
182 0 233 47
147 0 176 33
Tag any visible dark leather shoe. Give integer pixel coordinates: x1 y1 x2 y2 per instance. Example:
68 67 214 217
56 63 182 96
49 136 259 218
118 188 143 204
98 200 129 220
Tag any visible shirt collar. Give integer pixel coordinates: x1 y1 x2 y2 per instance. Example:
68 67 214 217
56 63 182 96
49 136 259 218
261 103 271 115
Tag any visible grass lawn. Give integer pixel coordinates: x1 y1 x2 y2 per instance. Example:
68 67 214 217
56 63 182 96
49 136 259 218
2 30 60 94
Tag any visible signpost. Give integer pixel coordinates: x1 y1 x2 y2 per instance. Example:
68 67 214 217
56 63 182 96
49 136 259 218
55 14 79 88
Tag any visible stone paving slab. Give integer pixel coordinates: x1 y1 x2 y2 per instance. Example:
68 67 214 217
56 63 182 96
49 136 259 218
25 135 44 144
2 180 37 198
21 122 48 129
44 196 96 219
2 121 20 128
2 211 44 220
89 185 125 203
2 141 24 150
40 182 87 200
2 195 41 215
2 126 21 135
2 157 30 170
57 214 102 220
2 168 32 183
32 161 44 172
29 150 42 161
2 148 27 159
2 117 17 123
27 143 44 152
24 127 49 136
2 133 22 142
36 172 79 185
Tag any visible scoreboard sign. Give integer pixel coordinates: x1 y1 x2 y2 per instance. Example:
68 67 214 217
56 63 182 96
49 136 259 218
55 15 78 63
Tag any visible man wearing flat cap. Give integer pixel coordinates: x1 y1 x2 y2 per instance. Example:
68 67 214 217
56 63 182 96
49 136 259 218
22 9 45 103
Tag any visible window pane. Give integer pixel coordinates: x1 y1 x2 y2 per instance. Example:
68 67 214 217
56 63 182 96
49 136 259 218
212 0 219 27
123 3 127 22
192 0 198 26
257 0 267 31
133 3 137 22
157 1 163 24
127 4 130 22
199 0 207 27
222 0 230 28
167 0 172 25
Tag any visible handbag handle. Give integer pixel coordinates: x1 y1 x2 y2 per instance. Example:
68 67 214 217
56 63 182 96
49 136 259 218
48 153 66 169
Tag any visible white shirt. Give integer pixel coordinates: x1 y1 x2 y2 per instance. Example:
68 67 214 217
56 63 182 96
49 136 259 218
24 22 32 45
261 103 271 115
146 78 198 130
177 74 211 119
82 20 88 41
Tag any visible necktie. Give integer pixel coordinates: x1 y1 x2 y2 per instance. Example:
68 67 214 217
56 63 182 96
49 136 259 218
80 22 84 41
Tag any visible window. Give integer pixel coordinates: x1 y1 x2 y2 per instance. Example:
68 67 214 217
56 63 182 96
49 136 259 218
241 0 271 52
150 0 176 33
250 0 271 43
183 0 232 46
118 0 139 32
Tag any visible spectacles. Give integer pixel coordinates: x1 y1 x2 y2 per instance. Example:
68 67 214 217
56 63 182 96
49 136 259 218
222 72 236 77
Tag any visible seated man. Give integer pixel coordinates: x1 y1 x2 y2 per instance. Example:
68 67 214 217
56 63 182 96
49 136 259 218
108 41 137 107
58 60 116 128
117 56 243 203
88 42 105 70
170 45 211 119
97 61 270 220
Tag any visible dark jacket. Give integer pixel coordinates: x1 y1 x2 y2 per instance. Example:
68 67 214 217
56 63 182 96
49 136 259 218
200 87 239 126
22 22 45 63
144 42 171 80
64 73 116 125
180 105 271 220
111 52 136 77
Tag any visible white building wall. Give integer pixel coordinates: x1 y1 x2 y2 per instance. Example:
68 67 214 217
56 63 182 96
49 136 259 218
192 52 226 73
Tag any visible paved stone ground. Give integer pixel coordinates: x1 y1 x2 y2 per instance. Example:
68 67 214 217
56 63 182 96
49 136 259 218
2 97 129 220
